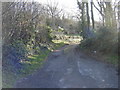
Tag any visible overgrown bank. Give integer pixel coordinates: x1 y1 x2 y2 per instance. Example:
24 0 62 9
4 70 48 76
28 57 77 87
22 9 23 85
76 1 119 66
2 40 65 88
2 2 65 88
79 27 118 66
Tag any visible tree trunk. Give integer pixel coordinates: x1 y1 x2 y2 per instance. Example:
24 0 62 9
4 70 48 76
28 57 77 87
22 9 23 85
86 2 90 30
91 1 94 29
81 2 86 38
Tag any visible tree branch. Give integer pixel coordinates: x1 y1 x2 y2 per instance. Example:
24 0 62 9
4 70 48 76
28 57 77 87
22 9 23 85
93 2 105 17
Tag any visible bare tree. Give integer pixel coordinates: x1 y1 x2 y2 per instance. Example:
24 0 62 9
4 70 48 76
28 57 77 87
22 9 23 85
93 0 117 28
45 1 63 29
90 0 94 29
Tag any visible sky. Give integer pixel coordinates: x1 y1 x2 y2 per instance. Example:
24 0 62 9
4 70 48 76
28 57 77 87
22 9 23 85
35 0 78 14
34 0 104 21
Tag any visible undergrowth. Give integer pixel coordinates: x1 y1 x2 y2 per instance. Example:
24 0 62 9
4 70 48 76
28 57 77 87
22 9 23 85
2 42 65 88
79 26 118 66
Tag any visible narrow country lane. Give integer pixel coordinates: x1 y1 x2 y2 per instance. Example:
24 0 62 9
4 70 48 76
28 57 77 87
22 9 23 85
14 45 118 88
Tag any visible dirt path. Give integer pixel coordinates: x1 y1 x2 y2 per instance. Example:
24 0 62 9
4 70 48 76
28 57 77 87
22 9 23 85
14 45 118 88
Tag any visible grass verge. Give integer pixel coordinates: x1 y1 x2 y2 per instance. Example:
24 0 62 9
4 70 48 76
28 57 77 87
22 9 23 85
2 49 50 88
79 46 118 67
2 42 65 88
20 50 50 75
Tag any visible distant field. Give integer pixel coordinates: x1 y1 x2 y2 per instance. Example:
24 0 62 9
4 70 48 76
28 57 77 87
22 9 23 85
52 34 82 44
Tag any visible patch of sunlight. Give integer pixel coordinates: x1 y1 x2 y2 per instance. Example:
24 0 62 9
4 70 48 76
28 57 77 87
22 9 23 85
52 40 69 44
52 34 83 44
48 47 54 51
24 61 32 64
33 55 39 57
28 55 36 59
20 49 51 74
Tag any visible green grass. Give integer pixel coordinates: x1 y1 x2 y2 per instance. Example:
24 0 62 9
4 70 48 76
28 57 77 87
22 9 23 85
106 54 118 65
20 50 50 74
2 49 51 88
79 45 118 66
52 39 81 44
2 42 67 88
53 42 65 49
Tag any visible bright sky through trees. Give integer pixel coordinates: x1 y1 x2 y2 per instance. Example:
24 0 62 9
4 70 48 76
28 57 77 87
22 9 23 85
35 0 102 21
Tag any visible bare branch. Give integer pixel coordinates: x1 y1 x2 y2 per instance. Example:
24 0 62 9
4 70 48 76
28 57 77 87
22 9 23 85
93 2 105 17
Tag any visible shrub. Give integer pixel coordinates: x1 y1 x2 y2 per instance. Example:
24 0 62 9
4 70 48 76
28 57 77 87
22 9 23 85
3 40 28 72
80 26 118 54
